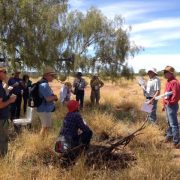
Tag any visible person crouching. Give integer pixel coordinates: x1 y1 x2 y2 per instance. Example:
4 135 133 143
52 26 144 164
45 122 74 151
59 100 92 153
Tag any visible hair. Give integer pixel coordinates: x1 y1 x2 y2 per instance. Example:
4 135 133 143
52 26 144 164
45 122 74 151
23 74 29 81
76 72 82 77
64 82 72 87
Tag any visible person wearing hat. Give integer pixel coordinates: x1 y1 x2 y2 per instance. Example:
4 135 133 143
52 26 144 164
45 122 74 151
36 67 58 136
0 65 16 156
162 66 180 148
145 68 161 123
58 100 92 152
73 72 87 109
90 74 104 105
8 69 24 120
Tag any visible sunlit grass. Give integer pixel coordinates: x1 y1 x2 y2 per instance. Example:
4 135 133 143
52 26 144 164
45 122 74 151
0 76 179 179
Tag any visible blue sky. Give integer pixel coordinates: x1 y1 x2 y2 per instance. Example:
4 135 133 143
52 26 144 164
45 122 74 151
69 0 180 72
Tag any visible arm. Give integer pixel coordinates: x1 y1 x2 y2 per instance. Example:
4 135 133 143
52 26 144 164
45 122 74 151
164 81 180 105
39 83 57 102
99 80 104 88
76 114 91 132
0 96 16 109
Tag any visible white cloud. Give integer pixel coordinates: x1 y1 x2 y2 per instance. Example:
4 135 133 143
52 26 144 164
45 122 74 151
99 1 176 21
128 54 180 72
132 18 180 33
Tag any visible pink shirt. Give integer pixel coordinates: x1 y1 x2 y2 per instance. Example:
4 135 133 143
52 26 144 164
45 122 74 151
163 77 180 106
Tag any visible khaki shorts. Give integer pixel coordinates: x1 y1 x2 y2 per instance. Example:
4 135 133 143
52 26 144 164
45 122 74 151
37 112 52 128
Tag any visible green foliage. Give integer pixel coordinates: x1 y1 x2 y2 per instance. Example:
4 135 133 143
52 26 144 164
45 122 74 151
0 0 67 69
138 69 146 76
0 1 140 80
121 65 135 80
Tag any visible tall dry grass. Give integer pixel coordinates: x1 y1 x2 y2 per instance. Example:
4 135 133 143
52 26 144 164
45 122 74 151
0 77 180 179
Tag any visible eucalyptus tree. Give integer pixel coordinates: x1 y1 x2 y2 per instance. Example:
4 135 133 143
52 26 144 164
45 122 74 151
59 7 140 77
0 1 140 79
0 0 68 70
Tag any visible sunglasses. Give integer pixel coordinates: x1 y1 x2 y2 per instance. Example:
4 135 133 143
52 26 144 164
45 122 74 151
163 71 169 74
0 70 7 74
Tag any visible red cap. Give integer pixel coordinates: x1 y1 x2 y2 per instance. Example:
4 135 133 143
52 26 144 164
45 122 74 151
67 100 79 112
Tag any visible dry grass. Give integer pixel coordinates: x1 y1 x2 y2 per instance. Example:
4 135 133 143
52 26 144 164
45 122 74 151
0 76 180 179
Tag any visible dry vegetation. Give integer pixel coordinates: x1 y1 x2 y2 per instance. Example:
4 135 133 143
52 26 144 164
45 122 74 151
0 76 180 179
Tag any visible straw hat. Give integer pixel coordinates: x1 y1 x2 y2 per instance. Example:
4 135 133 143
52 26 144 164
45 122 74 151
43 66 56 75
162 66 175 74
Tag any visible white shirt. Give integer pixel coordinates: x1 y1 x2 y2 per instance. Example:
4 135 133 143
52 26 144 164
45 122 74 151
60 85 71 103
146 76 161 97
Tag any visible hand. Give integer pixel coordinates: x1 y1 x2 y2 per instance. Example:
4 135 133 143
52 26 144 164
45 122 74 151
149 99 154 104
53 95 58 101
9 95 17 103
13 82 19 87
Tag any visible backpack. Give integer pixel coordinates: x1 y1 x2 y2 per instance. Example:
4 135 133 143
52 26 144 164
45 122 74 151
28 80 46 107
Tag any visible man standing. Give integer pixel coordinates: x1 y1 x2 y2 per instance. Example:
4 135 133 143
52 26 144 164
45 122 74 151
73 72 87 109
90 75 104 105
0 64 16 156
163 66 180 148
36 67 58 136
145 68 161 122
8 70 23 120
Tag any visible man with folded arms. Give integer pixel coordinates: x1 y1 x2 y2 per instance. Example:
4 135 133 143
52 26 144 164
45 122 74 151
37 67 58 137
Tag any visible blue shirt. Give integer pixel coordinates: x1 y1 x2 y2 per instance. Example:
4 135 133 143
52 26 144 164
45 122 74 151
0 81 9 120
37 80 55 112
8 77 23 95
60 112 91 140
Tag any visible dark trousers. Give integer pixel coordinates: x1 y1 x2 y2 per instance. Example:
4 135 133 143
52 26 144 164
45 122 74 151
10 94 22 120
0 120 8 157
23 93 28 114
61 130 93 152
76 90 84 109
79 130 93 146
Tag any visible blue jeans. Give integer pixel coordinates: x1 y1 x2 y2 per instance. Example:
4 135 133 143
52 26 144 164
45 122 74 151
165 103 179 144
148 100 158 122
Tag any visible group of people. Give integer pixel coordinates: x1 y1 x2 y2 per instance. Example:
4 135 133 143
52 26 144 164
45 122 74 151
60 72 104 108
34 68 93 153
1 64 180 158
142 66 180 148
0 64 104 156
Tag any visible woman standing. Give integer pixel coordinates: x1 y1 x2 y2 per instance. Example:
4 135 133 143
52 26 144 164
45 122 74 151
22 74 32 114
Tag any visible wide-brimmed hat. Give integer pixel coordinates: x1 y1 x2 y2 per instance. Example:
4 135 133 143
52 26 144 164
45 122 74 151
43 66 56 76
162 66 175 74
67 100 79 112
147 68 157 75
14 69 21 74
